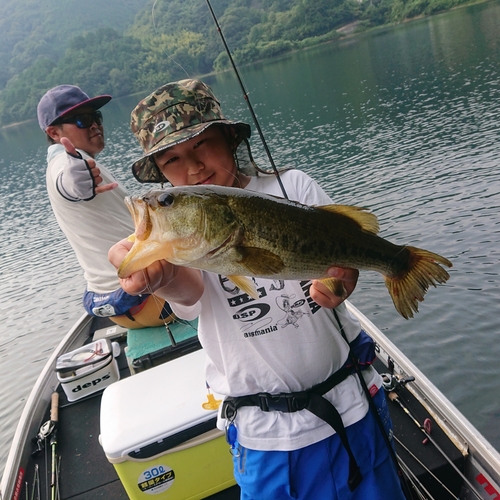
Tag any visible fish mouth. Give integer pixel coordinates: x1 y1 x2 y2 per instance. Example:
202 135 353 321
125 197 152 241
117 239 164 278
117 197 160 278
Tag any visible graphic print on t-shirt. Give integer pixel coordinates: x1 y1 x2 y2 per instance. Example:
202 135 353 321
220 276 321 338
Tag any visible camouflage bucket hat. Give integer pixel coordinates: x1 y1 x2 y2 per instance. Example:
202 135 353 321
130 79 257 183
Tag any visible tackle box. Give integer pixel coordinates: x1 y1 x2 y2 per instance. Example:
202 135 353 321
99 348 235 499
56 339 120 402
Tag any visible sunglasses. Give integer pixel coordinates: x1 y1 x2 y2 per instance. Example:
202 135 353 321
58 110 103 129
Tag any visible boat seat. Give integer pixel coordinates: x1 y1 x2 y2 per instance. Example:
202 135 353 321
125 319 200 374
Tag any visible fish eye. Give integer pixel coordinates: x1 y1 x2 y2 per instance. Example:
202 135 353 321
158 193 174 207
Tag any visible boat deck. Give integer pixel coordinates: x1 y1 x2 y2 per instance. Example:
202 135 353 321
21 318 240 499
25 394 241 499
19 316 465 499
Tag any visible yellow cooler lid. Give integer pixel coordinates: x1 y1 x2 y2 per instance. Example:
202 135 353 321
100 348 222 460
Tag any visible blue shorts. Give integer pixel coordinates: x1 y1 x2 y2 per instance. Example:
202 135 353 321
83 288 151 318
232 389 405 500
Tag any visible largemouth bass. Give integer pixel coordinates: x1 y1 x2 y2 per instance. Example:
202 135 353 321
118 185 452 319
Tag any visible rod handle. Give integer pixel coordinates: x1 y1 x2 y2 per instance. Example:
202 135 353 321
388 391 398 402
50 392 59 423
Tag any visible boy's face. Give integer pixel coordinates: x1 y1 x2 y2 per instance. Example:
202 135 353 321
153 127 242 188
46 106 105 158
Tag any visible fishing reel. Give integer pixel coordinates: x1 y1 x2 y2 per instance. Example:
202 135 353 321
380 356 415 393
31 419 56 456
381 372 415 393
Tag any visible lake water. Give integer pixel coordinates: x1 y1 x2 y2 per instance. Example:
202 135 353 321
1 0 500 478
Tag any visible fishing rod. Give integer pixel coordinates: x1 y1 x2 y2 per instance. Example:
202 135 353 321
393 435 457 499
204 0 289 200
49 392 59 500
31 392 59 500
30 464 40 500
385 380 484 500
395 457 434 500
330 310 415 499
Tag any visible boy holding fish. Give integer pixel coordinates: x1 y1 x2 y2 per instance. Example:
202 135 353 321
37 85 175 329
109 79 407 499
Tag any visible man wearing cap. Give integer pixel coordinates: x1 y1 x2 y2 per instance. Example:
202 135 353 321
109 79 406 499
38 84 174 328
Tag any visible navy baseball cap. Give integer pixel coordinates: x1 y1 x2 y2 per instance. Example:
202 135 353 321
37 85 112 131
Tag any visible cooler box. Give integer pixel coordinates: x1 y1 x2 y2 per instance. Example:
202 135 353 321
99 349 235 499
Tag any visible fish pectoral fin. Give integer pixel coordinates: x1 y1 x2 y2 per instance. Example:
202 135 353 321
227 276 259 299
237 246 285 275
127 233 136 242
318 277 347 298
318 204 380 235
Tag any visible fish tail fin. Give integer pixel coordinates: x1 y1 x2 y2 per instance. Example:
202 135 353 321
384 246 452 319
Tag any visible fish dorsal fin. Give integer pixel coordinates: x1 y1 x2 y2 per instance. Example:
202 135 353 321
318 204 380 234
227 276 259 299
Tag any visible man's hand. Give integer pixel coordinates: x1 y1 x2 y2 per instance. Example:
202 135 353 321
60 137 117 195
310 267 359 309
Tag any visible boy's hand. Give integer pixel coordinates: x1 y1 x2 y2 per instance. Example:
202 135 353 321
108 239 204 306
310 267 359 309
108 238 171 294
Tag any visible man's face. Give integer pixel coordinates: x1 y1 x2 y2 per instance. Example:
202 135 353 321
47 106 105 157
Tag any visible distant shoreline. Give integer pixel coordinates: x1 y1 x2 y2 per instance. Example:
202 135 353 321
1 119 34 129
0 0 492 132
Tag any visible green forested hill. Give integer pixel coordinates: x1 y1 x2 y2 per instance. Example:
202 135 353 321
0 0 147 88
0 0 474 126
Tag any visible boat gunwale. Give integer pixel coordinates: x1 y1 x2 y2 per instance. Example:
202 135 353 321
0 312 92 500
346 301 500 489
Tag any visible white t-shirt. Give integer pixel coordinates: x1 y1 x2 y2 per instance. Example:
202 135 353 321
171 169 381 451
45 145 134 294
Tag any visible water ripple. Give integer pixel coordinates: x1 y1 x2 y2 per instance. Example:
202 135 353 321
1 1 500 476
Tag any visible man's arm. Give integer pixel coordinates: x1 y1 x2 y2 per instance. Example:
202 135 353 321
56 137 117 201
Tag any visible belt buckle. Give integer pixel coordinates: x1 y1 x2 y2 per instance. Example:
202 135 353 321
258 393 290 412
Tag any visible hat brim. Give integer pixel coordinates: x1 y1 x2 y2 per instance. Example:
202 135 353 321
58 95 112 120
131 120 251 184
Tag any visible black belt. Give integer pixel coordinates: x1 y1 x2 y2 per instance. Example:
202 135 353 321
222 365 363 492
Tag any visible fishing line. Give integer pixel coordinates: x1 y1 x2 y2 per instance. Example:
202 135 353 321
151 0 191 79
151 0 287 200
151 0 159 33
136 257 194 345
204 0 289 200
